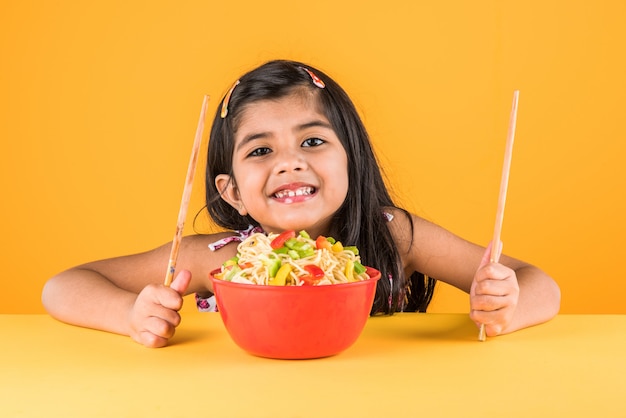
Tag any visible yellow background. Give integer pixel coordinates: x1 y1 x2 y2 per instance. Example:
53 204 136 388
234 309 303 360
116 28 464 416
1 1 624 314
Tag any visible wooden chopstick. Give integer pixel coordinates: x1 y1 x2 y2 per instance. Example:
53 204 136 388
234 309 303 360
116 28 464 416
479 90 519 341
163 95 209 286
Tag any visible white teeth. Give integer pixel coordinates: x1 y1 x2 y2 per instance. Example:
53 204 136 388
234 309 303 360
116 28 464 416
274 187 314 199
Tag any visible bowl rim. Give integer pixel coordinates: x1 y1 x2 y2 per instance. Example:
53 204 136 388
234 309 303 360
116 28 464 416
209 266 381 290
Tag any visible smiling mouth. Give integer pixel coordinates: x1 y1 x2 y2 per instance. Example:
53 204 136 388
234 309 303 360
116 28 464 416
272 186 316 199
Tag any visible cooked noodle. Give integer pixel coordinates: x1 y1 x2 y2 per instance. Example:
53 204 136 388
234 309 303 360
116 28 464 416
217 232 370 286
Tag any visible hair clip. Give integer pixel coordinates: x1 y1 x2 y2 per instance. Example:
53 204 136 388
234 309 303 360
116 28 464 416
300 67 325 89
220 79 240 118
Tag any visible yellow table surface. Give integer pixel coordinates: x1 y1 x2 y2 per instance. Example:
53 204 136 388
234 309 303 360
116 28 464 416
1 312 624 417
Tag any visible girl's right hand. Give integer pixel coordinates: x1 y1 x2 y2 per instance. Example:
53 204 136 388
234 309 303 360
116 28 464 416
127 270 192 348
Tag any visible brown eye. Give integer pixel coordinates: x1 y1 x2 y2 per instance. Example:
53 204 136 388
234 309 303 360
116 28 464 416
302 137 324 147
248 147 272 157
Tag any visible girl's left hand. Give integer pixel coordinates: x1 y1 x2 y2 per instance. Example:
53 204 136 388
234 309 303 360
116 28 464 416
469 243 520 336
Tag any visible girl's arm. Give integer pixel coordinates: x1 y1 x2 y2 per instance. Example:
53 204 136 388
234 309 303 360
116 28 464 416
388 208 561 335
42 233 236 347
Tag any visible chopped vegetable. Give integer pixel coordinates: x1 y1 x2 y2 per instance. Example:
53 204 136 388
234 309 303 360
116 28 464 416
345 260 355 282
269 264 292 286
224 265 242 281
344 246 359 255
353 261 366 275
316 236 332 251
262 257 281 277
302 264 325 285
215 230 370 286
270 230 296 249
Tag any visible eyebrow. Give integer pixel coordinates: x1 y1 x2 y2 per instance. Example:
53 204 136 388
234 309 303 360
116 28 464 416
235 119 334 152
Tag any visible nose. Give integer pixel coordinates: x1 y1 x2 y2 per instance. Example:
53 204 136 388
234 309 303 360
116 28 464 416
273 148 308 174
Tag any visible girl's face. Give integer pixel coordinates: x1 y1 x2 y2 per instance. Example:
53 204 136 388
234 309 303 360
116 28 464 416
216 90 349 238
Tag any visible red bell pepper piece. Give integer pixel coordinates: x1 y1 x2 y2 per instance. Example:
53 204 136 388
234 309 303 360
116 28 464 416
315 235 332 251
270 230 296 249
301 264 325 285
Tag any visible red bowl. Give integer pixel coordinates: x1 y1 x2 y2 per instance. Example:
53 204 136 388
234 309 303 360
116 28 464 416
209 267 381 359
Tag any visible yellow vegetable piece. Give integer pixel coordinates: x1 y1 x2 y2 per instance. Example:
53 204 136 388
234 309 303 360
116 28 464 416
223 259 237 267
269 264 292 286
345 260 355 282
331 241 344 252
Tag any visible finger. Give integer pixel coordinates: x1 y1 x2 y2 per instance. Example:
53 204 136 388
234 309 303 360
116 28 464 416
156 286 186 312
473 246 500 291
137 329 170 348
474 281 509 299
144 315 178 339
130 314 176 348
170 269 192 296
137 286 183 325
470 304 512 336
478 241 493 269
479 321 504 337
474 264 516 289
476 261 517 287
472 292 514 312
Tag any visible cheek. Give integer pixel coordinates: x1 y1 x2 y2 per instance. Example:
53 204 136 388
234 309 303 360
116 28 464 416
340 170 350 197
232 164 266 196
326 155 349 195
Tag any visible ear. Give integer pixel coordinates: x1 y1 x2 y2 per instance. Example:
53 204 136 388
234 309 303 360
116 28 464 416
215 174 248 216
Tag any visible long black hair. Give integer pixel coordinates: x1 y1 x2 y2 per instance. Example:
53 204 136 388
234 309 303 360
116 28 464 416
205 59 435 313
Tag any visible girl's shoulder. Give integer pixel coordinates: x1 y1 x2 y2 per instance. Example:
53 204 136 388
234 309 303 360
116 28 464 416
383 206 448 267
382 206 418 230
383 206 440 235
383 206 414 246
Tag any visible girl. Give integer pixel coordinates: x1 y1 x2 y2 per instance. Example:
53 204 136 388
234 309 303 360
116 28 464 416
42 60 560 348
